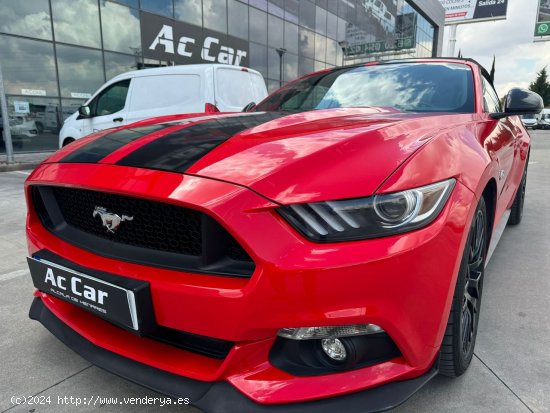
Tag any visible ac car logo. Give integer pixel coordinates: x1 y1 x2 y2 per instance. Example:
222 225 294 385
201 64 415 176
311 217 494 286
141 11 249 67
44 267 109 305
150 25 247 66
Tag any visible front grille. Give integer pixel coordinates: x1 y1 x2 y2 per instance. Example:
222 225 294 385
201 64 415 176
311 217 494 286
54 187 203 256
32 186 254 277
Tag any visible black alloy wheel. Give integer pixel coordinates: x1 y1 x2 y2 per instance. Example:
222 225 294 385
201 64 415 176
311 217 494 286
440 197 487 377
460 208 485 357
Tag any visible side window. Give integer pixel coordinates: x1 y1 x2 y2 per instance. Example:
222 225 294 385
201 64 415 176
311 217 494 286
482 76 501 113
90 79 131 116
130 75 200 111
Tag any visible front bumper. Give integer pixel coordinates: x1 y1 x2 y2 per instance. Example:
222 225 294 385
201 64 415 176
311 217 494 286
26 162 477 406
30 297 438 413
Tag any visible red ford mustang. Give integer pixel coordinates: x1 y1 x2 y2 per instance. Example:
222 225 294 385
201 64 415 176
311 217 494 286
25 59 542 412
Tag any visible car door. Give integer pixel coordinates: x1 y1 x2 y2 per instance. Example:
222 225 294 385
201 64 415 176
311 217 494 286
81 79 132 135
125 74 203 123
481 75 518 210
214 66 264 112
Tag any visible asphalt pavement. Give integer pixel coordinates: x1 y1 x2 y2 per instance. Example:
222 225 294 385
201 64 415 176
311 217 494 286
1 131 549 413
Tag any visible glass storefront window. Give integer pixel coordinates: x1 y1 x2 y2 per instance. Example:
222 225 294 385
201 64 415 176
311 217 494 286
326 38 337 66
336 16 346 42
140 0 173 18
61 98 86 121
336 44 343 66
299 0 315 30
298 55 313 76
0 0 52 40
267 47 280 81
174 0 202 26
326 11 337 40
283 52 298 82
56 44 104 98
249 0 268 11
249 42 267 78
266 79 279 93
284 22 299 54
299 28 315 59
250 7 267 45
51 0 101 48
228 0 248 39
338 0 355 19
268 0 284 18
111 0 138 8
314 33 326 62
315 5 327 35
203 0 227 33
105 52 138 80
2 96 61 153
0 36 58 96
284 0 299 24
101 2 140 54
268 15 284 48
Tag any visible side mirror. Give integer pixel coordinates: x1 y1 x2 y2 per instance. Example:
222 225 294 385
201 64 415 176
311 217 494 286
78 105 91 118
492 88 543 119
242 102 256 112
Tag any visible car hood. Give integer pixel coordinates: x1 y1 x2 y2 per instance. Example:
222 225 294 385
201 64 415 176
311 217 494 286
50 109 464 204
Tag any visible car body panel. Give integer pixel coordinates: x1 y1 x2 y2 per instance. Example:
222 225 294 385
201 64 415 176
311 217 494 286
26 160 476 403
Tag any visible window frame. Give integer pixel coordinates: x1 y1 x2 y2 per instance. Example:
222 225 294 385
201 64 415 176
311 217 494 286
481 73 501 114
89 79 131 117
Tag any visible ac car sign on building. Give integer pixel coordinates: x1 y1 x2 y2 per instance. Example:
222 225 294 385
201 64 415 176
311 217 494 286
140 11 249 66
439 0 508 24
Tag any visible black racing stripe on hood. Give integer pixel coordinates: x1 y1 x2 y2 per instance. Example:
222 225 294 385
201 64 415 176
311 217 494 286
115 113 283 173
60 124 169 164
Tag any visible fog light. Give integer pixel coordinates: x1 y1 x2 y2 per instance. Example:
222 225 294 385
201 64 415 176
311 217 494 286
321 338 347 361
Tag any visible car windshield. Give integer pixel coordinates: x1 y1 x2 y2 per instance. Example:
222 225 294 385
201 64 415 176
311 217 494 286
522 114 536 119
256 62 475 114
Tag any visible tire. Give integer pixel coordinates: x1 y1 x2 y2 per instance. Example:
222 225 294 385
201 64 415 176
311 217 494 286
63 137 75 147
36 122 44 134
508 163 527 226
440 197 487 377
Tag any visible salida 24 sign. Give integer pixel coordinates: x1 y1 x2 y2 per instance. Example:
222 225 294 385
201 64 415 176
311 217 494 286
140 11 249 66
439 0 508 24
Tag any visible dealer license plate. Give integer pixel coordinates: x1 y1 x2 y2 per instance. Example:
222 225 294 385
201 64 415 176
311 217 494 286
27 257 139 331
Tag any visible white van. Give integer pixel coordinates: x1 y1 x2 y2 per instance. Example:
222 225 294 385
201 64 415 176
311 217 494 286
537 108 550 130
59 64 268 147
520 114 538 130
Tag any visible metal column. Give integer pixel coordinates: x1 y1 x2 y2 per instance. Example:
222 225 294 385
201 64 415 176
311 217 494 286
0 62 14 163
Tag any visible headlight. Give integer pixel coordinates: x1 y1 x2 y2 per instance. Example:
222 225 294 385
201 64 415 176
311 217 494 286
278 178 455 242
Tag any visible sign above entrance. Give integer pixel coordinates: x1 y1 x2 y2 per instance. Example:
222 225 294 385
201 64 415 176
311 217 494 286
140 11 249 67
439 0 508 24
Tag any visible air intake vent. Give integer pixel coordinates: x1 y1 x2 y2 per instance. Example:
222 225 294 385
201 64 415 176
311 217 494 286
31 186 254 277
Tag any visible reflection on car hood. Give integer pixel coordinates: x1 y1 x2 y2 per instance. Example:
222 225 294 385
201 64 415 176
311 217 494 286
49 108 469 203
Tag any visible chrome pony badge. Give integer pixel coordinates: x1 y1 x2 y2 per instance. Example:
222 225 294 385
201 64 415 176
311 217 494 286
93 206 134 233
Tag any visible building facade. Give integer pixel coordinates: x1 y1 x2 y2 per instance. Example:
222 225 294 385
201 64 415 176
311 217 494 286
0 0 444 154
